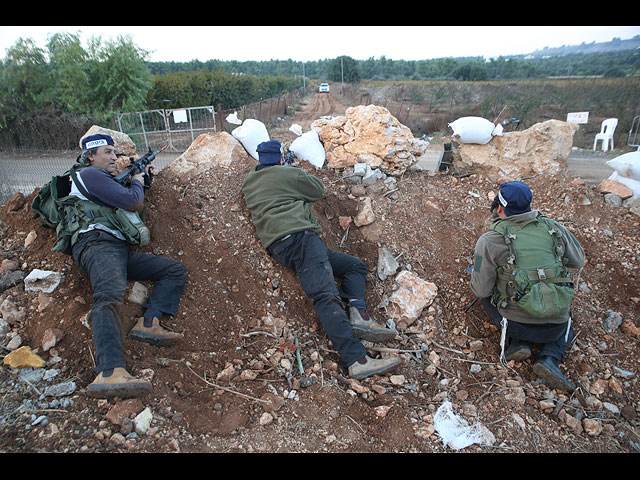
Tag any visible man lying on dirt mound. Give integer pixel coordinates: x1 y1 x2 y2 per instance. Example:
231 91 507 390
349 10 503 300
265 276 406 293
470 181 585 391
241 140 401 380
35 134 188 398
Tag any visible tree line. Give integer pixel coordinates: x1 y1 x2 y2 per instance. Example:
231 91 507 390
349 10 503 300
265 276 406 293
0 33 302 149
151 50 640 82
1 31 638 149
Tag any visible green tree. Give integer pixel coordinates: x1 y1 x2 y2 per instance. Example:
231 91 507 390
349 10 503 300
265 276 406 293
88 35 153 114
327 56 361 83
0 38 49 115
47 32 90 112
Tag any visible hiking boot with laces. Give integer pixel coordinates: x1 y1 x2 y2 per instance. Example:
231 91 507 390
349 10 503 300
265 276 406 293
532 355 575 391
86 367 151 398
349 306 398 343
128 317 183 347
348 355 402 380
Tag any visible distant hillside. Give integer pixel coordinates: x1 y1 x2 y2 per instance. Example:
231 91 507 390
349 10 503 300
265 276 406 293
520 35 640 58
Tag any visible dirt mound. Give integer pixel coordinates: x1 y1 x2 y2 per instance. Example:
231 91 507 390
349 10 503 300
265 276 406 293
1 94 639 453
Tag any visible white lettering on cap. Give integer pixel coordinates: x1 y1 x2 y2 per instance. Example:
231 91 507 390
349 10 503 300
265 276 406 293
85 139 108 149
498 191 508 207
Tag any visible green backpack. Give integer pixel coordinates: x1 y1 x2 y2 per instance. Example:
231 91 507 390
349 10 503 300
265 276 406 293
490 214 575 318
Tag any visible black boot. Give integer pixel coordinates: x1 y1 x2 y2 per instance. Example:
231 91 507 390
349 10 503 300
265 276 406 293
505 339 531 361
533 355 574 391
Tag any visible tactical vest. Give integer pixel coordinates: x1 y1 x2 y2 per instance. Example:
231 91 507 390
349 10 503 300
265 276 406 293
489 214 574 318
31 165 150 255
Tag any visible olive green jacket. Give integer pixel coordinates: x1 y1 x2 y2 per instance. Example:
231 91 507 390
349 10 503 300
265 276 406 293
241 165 324 249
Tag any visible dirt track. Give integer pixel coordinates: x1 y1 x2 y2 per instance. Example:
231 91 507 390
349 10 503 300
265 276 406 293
1 92 639 453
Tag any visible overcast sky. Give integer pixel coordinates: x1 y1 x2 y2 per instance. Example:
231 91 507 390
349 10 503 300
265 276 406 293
1 26 639 63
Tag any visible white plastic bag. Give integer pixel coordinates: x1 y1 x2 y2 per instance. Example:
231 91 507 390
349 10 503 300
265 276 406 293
608 171 640 196
449 116 501 145
231 119 270 160
290 130 326 168
226 111 242 125
606 151 640 181
289 123 303 136
433 401 491 450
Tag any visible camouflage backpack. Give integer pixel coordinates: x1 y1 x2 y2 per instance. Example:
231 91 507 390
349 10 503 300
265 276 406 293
31 166 149 255
490 214 575 318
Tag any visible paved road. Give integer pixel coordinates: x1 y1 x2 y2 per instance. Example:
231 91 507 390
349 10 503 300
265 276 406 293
565 149 617 185
0 148 624 204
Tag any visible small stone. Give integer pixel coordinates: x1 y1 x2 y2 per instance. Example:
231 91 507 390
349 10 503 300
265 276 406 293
589 379 607 395
583 418 603 436
539 399 555 410
134 407 153 435
259 412 273 426
3 346 46 368
349 378 369 394
42 328 64 352
390 375 405 385
562 412 583 434
374 405 391 418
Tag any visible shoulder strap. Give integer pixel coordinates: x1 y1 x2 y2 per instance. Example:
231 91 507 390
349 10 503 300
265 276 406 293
69 167 112 208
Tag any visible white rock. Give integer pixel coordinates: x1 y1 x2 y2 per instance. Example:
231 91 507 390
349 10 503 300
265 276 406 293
134 407 153 435
24 269 63 294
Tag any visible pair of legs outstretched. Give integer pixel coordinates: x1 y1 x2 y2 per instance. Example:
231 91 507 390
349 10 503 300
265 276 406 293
73 230 187 398
268 230 401 380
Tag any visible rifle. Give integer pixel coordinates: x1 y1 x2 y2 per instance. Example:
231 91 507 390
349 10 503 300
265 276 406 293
283 150 296 165
114 145 167 188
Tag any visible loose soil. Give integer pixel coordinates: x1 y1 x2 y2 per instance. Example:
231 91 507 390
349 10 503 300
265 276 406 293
0 92 639 453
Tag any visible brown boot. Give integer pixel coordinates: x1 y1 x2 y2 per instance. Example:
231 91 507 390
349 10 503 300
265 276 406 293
86 367 151 398
348 355 402 380
349 306 398 343
128 317 183 347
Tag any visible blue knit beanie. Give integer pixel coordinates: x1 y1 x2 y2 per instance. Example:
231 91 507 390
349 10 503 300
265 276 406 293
257 140 282 165
498 181 532 216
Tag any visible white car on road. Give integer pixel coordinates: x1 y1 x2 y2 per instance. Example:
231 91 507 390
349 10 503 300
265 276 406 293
319 83 330 93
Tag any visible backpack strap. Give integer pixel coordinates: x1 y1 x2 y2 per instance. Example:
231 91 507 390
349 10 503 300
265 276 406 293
69 167 112 208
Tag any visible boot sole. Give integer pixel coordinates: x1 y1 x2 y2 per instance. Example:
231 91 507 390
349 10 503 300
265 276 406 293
532 362 575 391
128 331 181 347
86 382 151 399
349 358 402 380
352 325 398 343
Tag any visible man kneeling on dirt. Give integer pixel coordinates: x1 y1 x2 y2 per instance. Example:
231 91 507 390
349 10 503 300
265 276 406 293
470 181 585 391
70 134 187 398
241 140 401 380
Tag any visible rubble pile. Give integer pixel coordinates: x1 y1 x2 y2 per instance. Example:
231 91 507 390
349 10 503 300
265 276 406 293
312 105 429 175
453 120 579 181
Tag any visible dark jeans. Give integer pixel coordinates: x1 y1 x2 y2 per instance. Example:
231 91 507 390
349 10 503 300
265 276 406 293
72 230 187 374
482 298 573 361
268 230 367 367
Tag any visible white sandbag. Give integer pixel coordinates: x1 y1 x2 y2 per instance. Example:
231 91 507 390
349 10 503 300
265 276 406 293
606 151 640 181
289 123 303 136
290 130 326 168
449 116 501 145
231 119 270 160
608 171 640 196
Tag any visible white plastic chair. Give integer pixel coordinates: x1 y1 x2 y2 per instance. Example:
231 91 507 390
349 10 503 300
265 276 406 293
593 118 618 152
